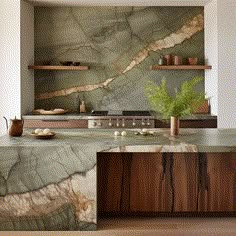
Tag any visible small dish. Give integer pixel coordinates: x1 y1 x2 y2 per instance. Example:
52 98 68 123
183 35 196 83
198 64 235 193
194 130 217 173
73 62 80 66
30 132 56 139
188 57 198 65
59 61 73 66
134 131 153 136
32 109 69 115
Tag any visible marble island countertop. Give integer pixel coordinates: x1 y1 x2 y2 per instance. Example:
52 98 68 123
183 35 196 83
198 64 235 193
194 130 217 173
0 128 235 230
0 128 235 152
22 113 217 120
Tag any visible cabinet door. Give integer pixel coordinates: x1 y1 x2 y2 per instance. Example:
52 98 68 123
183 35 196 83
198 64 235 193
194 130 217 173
171 153 199 212
155 119 217 128
24 119 88 128
97 153 124 214
198 153 236 212
129 153 171 212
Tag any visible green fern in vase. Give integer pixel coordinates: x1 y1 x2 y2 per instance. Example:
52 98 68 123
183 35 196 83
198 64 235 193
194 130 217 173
145 76 206 120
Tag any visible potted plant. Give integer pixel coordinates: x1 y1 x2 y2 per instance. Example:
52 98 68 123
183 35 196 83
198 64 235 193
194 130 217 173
145 76 206 135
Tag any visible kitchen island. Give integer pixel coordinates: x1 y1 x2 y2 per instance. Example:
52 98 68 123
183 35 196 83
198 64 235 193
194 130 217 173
0 128 235 230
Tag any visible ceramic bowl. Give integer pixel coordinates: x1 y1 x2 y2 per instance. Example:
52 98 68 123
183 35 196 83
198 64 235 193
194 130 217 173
59 61 73 66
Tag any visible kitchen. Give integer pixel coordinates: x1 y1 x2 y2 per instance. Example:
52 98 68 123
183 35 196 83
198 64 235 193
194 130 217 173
0 0 235 234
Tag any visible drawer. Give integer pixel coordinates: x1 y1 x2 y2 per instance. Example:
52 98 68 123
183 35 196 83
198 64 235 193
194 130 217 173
24 119 88 128
155 119 217 128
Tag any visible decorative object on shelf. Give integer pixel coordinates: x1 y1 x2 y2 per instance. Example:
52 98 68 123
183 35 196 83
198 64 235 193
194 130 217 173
59 61 73 66
145 76 206 136
3 116 24 137
73 62 81 66
188 57 198 65
158 55 166 65
164 54 172 65
193 99 209 114
80 100 86 113
173 55 182 65
32 108 69 115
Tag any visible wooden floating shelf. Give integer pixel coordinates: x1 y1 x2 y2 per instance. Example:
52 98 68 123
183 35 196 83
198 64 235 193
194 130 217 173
28 65 89 71
150 65 212 70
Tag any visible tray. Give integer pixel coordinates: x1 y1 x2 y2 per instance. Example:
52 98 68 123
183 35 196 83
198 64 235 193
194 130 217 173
30 132 56 139
32 109 69 115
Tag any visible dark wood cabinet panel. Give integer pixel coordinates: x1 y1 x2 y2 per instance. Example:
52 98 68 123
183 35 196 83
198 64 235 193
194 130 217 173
172 153 199 212
97 153 124 213
24 119 88 128
130 153 171 212
97 152 235 216
155 119 217 128
198 153 236 212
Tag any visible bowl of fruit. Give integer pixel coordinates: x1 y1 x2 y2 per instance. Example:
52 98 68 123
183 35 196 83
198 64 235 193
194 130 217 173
31 128 56 139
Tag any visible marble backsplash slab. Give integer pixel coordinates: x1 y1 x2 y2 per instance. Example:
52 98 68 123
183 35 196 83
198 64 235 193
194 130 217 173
34 6 204 111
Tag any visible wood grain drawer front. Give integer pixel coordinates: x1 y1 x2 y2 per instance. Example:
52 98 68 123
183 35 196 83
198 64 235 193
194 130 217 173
24 119 88 128
155 119 217 128
98 152 235 215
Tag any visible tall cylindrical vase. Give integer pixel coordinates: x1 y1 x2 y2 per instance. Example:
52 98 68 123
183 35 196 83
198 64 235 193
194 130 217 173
170 116 179 136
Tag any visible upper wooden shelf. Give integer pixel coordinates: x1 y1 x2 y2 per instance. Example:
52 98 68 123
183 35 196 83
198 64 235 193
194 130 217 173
28 65 89 71
150 65 212 70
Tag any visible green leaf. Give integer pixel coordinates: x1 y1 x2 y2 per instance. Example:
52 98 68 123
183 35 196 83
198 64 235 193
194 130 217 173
145 76 206 119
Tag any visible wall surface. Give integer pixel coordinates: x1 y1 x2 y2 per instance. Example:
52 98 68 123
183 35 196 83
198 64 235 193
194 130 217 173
21 0 35 115
217 0 236 128
34 6 205 112
0 0 21 136
204 0 218 115
205 0 236 128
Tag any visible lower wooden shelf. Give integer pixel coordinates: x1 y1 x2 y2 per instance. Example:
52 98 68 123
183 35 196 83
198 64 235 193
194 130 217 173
28 65 89 70
150 65 212 70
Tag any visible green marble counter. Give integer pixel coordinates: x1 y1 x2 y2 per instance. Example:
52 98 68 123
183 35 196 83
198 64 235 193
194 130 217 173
0 128 235 230
0 128 235 192
0 128 235 194
0 128 234 151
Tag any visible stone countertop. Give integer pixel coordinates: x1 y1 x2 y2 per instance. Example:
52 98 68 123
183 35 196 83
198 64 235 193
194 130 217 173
0 128 235 197
22 113 217 120
0 128 234 152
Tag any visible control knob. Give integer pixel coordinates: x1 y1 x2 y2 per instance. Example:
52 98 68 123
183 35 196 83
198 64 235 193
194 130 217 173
122 119 125 127
116 119 120 127
97 120 102 127
141 119 145 126
132 119 136 127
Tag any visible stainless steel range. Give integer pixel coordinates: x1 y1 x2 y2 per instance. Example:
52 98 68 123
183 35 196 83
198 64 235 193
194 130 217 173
88 110 155 129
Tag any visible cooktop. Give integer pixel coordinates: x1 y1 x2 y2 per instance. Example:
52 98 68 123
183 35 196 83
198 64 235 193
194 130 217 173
90 110 152 116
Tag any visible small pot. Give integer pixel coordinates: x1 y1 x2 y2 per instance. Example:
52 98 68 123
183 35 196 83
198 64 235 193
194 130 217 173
3 116 24 137
188 57 198 65
158 56 166 65
173 56 182 65
164 54 172 65
170 116 179 136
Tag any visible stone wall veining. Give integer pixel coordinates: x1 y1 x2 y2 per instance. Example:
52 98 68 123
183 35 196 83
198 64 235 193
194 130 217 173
34 6 204 112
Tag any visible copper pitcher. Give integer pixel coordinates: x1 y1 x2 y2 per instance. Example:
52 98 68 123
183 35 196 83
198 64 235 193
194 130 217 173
3 116 24 137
